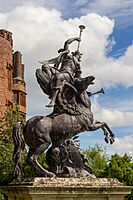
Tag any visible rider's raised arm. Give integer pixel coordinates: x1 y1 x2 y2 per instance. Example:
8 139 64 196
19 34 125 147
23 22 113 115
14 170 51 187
54 37 81 69
63 37 80 51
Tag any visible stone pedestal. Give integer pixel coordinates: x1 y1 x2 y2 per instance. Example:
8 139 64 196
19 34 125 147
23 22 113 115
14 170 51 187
1 178 132 200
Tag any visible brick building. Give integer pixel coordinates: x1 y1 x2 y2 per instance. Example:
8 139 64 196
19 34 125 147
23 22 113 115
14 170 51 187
0 29 26 119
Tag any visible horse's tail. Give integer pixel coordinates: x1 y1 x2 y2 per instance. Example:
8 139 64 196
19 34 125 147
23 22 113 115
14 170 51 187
12 122 25 179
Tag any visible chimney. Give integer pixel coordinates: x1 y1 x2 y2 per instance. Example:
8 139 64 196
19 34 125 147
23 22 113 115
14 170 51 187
13 51 24 80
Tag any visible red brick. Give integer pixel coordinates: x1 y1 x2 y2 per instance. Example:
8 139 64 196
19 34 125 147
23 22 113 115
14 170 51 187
0 29 26 119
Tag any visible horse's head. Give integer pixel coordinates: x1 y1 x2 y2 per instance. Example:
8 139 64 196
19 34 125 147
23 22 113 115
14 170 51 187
75 75 95 93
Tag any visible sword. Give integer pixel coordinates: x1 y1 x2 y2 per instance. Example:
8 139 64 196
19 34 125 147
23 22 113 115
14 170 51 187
38 56 59 65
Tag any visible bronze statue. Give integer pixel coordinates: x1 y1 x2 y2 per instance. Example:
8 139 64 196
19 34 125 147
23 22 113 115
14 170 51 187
12 25 115 178
39 37 82 107
46 137 96 178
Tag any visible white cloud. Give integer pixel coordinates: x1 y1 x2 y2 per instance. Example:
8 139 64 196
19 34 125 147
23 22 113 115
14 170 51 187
0 5 113 116
76 0 133 27
0 0 63 13
0 4 133 128
92 96 133 127
82 43 133 89
1 0 133 28
107 135 133 157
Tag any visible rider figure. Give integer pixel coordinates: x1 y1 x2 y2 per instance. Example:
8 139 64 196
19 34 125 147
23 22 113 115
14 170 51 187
46 37 82 107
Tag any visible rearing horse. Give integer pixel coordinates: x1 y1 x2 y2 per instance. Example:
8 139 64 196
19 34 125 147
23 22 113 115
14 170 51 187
13 75 115 178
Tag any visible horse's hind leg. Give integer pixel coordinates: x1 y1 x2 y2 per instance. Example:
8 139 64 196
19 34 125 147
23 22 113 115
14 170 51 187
90 121 115 144
27 143 55 177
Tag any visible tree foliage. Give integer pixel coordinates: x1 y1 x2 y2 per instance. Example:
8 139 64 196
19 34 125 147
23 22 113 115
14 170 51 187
105 153 133 186
82 144 133 199
0 107 23 185
0 107 24 199
82 144 109 177
105 153 133 200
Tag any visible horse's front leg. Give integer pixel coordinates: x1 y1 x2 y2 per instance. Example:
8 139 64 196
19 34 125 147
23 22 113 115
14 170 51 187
89 121 115 144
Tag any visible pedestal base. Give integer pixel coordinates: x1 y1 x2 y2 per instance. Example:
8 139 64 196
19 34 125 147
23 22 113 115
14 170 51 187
1 178 132 200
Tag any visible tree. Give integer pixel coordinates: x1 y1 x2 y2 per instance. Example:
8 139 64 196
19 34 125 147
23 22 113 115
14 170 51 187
0 107 24 199
82 144 109 177
104 153 133 200
0 107 23 185
105 153 133 186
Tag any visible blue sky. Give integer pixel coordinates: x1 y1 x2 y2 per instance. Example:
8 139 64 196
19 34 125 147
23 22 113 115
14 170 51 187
108 26 133 58
0 0 133 156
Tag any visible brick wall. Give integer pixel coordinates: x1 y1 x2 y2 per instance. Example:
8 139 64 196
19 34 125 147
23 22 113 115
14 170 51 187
0 29 26 119
0 30 13 115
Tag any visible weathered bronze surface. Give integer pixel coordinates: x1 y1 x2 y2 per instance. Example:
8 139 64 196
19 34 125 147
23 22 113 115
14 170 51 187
12 25 115 178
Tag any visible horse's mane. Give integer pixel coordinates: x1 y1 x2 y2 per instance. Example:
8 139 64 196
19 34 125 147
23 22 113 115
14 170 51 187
56 83 80 115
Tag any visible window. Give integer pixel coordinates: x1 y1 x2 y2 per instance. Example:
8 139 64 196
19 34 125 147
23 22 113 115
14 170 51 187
13 92 19 104
20 92 26 107
7 69 12 91
7 63 13 91
6 100 13 109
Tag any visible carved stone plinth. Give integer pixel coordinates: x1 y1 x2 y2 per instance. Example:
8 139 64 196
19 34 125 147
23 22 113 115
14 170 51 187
1 178 132 200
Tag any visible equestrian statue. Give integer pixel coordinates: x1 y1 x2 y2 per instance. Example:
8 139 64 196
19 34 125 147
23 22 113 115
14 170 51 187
13 25 115 178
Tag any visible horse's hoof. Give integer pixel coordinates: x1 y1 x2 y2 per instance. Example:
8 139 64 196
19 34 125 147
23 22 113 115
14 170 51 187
112 134 115 140
104 137 109 143
110 138 115 144
48 172 56 178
